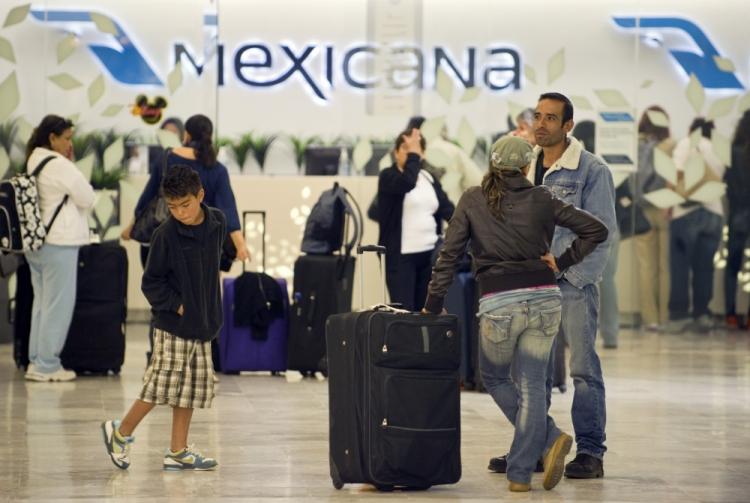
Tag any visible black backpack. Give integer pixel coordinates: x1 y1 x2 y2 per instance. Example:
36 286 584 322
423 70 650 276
0 156 68 253
301 182 362 255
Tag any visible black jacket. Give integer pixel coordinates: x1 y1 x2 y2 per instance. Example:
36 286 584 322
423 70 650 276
234 272 286 340
424 172 608 313
142 205 227 341
377 153 454 256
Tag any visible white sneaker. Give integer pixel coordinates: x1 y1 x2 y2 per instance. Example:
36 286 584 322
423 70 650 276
25 367 77 382
102 420 133 469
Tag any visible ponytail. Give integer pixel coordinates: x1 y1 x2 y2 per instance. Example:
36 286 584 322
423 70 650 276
184 114 217 166
481 169 509 220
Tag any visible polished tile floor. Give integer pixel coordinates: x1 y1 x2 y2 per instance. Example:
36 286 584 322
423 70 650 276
1 323 749 502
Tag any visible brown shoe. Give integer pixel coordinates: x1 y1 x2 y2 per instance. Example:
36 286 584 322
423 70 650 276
509 481 531 492
543 432 573 490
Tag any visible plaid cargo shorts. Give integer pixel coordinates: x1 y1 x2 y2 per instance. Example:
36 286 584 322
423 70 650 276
140 328 215 409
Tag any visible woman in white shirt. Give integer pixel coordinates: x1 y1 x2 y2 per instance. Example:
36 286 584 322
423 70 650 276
664 118 725 333
24 115 95 382
376 128 454 310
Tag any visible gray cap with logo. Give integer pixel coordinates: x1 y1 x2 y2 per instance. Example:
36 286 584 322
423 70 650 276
489 135 534 172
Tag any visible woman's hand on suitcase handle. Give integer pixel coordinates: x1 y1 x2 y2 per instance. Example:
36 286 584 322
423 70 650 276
420 307 447 315
230 230 251 262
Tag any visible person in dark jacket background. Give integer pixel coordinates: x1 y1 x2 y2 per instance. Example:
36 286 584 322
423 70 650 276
377 128 454 311
725 110 750 328
102 165 224 473
423 135 608 492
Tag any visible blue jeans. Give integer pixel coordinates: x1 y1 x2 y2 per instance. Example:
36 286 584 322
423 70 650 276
25 244 80 373
548 278 607 458
668 208 722 320
478 288 563 484
599 231 620 347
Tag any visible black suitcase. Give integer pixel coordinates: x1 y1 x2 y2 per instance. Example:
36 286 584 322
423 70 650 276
288 254 354 374
327 245 462 491
60 244 128 374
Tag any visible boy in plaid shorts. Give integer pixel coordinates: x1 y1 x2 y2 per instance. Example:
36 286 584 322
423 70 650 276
102 164 228 471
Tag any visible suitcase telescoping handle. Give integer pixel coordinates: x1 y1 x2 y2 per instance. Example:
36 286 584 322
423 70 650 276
356 244 386 309
242 210 266 272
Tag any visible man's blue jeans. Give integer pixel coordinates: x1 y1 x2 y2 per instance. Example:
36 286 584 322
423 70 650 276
478 289 563 484
24 244 80 374
547 279 607 458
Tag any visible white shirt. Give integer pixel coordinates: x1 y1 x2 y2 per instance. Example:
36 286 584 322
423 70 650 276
27 147 95 246
671 136 725 219
401 170 439 254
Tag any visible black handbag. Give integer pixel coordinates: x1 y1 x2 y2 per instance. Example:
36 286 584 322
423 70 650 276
615 182 651 239
131 149 171 243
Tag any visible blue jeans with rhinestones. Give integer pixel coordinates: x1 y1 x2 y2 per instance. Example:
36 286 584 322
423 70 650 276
478 287 563 484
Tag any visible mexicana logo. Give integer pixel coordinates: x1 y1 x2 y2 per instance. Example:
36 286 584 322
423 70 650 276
613 16 744 90
31 9 163 86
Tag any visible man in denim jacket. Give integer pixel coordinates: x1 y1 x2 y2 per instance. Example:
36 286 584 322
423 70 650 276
502 92 616 479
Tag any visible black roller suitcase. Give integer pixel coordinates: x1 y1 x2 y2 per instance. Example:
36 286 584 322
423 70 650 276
11 262 33 369
327 245 462 490
61 243 128 374
288 254 354 374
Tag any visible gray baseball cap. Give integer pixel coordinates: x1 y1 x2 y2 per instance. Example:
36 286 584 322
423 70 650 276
489 135 534 171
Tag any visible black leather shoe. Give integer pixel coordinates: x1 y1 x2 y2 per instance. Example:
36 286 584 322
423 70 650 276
488 454 544 473
564 453 604 479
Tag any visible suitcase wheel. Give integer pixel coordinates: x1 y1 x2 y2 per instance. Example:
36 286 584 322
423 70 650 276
332 478 344 490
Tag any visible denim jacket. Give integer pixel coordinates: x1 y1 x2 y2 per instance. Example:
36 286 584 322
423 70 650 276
527 137 616 288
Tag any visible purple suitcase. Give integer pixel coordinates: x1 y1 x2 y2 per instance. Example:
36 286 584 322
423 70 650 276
218 210 289 373
219 276 289 373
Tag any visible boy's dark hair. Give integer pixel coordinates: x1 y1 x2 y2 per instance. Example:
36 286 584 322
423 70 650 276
161 164 202 199
539 92 574 124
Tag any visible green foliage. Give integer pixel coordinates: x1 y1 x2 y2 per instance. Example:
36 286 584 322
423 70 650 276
289 134 320 168
71 134 93 161
90 167 127 190
247 133 277 171
229 133 256 172
0 119 20 154
72 129 130 189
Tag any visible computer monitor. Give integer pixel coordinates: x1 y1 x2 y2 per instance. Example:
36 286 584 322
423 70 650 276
304 147 341 176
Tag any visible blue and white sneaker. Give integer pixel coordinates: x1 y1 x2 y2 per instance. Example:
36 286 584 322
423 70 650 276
163 445 218 471
101 420 134 469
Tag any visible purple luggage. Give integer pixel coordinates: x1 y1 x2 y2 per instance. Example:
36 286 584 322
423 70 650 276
219 276 288 373
218 210 289 373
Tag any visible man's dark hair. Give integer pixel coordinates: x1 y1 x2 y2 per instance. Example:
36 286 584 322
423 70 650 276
161 164 202 199
688 117 715 139
539 92 574 124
